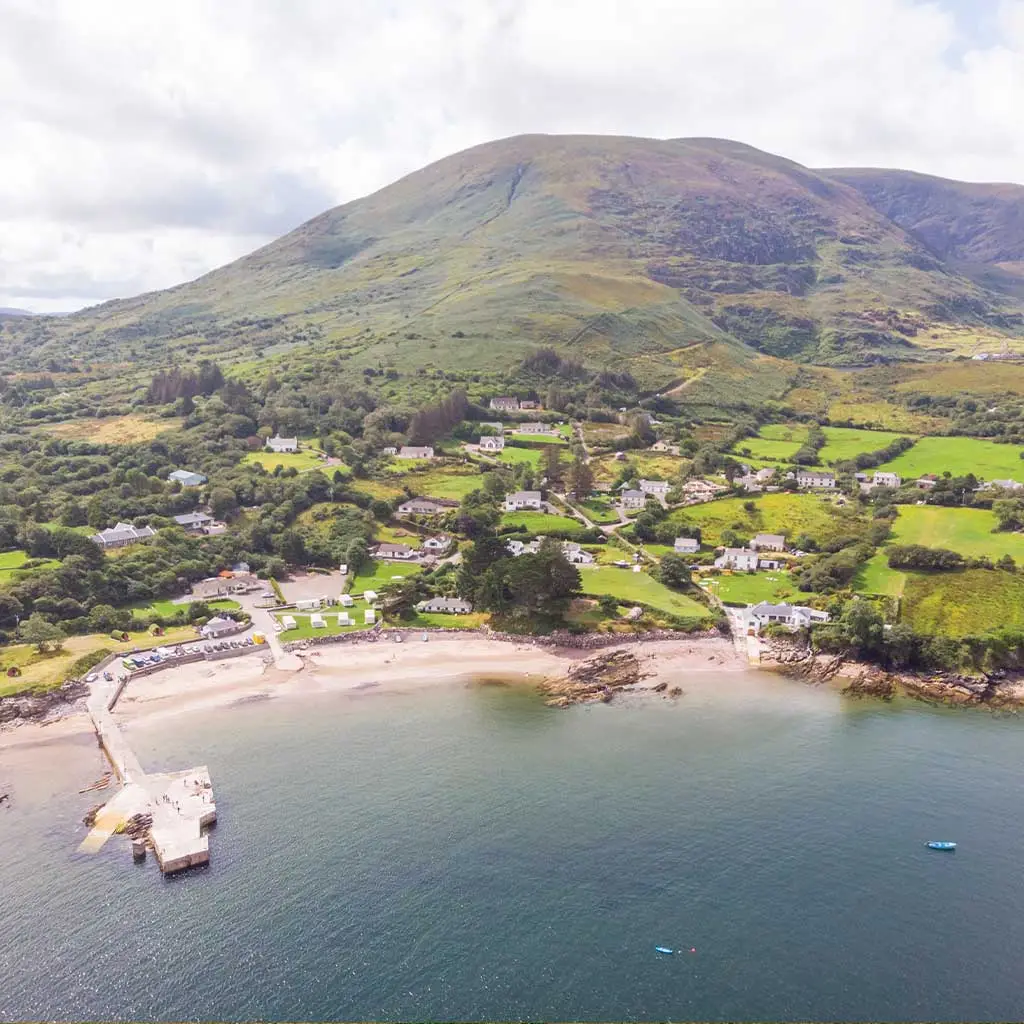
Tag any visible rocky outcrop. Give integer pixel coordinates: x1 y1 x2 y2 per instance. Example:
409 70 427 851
760 636 846 682
539 649 650 707
0 679 88 725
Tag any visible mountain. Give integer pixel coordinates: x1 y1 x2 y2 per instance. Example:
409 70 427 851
4 134 1024 385
0 307 31 318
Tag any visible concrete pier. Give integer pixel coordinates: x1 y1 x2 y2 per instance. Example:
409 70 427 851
80 671 216 874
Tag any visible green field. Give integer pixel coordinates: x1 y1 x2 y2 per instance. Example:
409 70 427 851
276 613 374 640
818 426 909 464
889 505 1024 561
400 611 489 629
877 436 1024 481
0 550 61 582
901 570 1024 637
349 561 423 592
579 566 710 619
732 423 807 463
127 597 241 619
512 432 569 445
700 571 797 605
495 447 543 467
670 492 862 547
243 449 326 473
855 551 908 597
388 466 484 500
500 511 586 536
577 498 620 524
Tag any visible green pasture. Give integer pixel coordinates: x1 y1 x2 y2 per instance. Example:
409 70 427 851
878 436 1024 482
578 566 709 618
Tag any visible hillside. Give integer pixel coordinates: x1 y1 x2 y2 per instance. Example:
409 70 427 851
4 134 1024 386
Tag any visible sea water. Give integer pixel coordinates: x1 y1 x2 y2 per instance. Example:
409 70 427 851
2 672 1023 1021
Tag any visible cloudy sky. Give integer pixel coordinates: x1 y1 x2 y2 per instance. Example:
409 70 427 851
2 0 1022 312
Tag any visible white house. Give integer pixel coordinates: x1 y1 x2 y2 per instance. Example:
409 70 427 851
638 479 670 497
376 542 417 560
90 522 157 550
516 422 555 436
749 602 829 632
423 535 453 554
381 446 398 456
266 436 298 453
620 489 647 510
397 498 450 516
363 590 378 603
751 533 786 552
201 616 238 638
337 612 353 626
506 538 541 557
562 542 595 565
872 471 902 489
714 547 760 571
173 511 213 533
416 597 473 614
674 537 699 555
397 446 434 460
504 490 543 511
479 435 505 451
489 397 519 412
682 479 726 502
168 469 207 487
982 478 1024 491
795 470 836 489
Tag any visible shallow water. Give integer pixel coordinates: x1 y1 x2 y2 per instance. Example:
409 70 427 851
2 672 1023 1021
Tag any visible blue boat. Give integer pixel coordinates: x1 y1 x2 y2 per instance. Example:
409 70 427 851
926 841 957 850
655 946 674 954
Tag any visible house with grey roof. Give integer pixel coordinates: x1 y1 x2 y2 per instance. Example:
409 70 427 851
168 469 207 487
266 436 298 453
397 446 435 459
674 537 699 555
751 533 785 552
89 522 157 550
173 511 214 533
749 602 829 632
416 597 473 614
620 489 647 510
504 490 543 511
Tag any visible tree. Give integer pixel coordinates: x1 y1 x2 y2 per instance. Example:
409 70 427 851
208 486 238 520
543 445 563 485
993 498 1024 532
655 553 691 590
20 612 65 653
568 457 594 499
841 600 885 655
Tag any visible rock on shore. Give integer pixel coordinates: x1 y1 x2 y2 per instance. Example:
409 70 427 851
0 679 88 726
539 649 650 707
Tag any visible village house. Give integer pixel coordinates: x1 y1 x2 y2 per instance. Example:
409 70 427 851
478 435 505 452
872 471 902 489
416 596 474 614
650 441 680 454
916 474 938 490
519 400 541 411
90 522 157 550
638 479 670 497
489 397 520 412
751 533 786 552
682 479 726 502
714 547 760 571
749 602 829 632
266 436 298 453
562 542 595 565
381 446 398 456
375 542 418 560
794 470 836 489
620 489 647 510
423 535 453 554
674 537 700 555
168 469 207 487
397 497 451 516
397 446 435 460
506 538 541 557
173 511 214 533
200 616 239 639
515 422 556 435
504 490 543 511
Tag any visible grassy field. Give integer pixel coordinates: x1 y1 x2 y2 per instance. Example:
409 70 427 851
243 449 327 473
126 597 240 619
399 611 489 629
700 571 797 605
818 426 910 463
732 424 807 463
577 498 620 524
276 613 375 639
501 511 586 536
388 466 484 500
42 414 181 444
0 627 196 696
855 552 908 597
901 570 1024 637
877 436 1024 481
579 566 709 618
495 447 543 467
889 505 1024 561
670 492 862 547
349 561 423 592
511 432 569 445
0 550 61 582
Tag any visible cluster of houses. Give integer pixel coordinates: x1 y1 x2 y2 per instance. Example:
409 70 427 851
373 536 453 561
383 446 435 459
506 538 595 564
488 397 541 412
619 479 670 509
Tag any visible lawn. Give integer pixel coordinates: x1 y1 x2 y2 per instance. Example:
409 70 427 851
578 566 710 619
398 611 489 630
511 432 569 445
495 447 543 467
700 571 798 606
0 550 61 582
670 492 863 548
349 561 423 592
501 511 586 536
877 436 1024 482
243 449 327 473
732 423 808 463
126 597 241 619
854 552 908 598
577 498 620 524
387 466 484 500
901 570 1024 637
0 627 196 696
276 613 375 640
889 505 1024 561
818 426 910 464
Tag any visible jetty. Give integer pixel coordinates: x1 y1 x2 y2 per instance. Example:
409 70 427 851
79 671 216 874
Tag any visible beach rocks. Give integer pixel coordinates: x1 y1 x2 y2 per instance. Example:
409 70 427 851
0 678 88 725
539 649 649 707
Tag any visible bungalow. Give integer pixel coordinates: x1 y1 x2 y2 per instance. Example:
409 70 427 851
751 533 786 552
562 542 594 565
682 479 726 502
795 470 836 489
397 446 434 460
504 490 543 511
90 522 157 550
515 422 556 435
376 542 417 560
638 479 670 497
872 471 901 489
489 397 520 412
507 538 541 557
714 548 760 571
479 435 505 451
266 436 298 453
519 400 540 411
423 535 453 554
397 498 450 516
201 616 238 639
620 489 647 510
416 597 474 614
193 577 234 600
168 469 207 487
173 511 213 533
749 602 829 632
674 537 699 555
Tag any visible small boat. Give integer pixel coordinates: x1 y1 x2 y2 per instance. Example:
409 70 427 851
925 841 957 851
655 946 674 954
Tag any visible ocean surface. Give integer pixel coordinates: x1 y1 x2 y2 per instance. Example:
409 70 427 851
2 671 1024 1022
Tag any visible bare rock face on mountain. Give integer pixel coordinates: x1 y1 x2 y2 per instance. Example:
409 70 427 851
5 134 1024 380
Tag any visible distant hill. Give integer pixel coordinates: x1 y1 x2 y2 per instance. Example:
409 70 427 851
0 307 31 318
4 134 1024 383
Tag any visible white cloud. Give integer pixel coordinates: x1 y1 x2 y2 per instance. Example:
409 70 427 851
0 0 1021 312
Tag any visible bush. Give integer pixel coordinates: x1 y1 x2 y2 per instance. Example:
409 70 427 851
64 648 111 682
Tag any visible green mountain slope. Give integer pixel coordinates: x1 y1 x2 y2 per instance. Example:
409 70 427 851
4 134 1024 383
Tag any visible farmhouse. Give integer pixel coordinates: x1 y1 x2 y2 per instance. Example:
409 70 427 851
673 537 699 555
423 535 453 553
751 533 786 552
397 446 435 460
90 522 157 550
620 489 647 510
714 547 760 571
416 597 474 614
375 542 417 560
749 602 829 632
266 436 298 453
795 470 836 489
479 435 505 451
515 422 556 435
504 490 543 511
562 542 594 565
638 479 670 497
168 469 207 487
397 498 451 516
173 511 214 533
872 471 901 489
489 397 520 412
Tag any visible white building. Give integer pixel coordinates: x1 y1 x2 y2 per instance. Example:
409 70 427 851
90 522 157 550
795 470 836 489
397 446 434 460
364 609 377 624
363 590 378 603
281 615 297 631
489 397 519 412
416 597 473 614
504 490 543 511
381 446 397 456
714 547 760 571
749 602 829 632
983 478 1024 491
562 542 594 565
339 594 354 608
201 616 238 638
397 498 451 516
423 535 453 553
173 511 213 533
310 613 326 629
674 537 699 555
266 436 298 453
872 471 902 489
479 435 505 451
638 479 670 497
620 489 647 510
751 533 786 552
338 612 353 626
516 422 556 436
168 469 207 487
376 542 417 560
